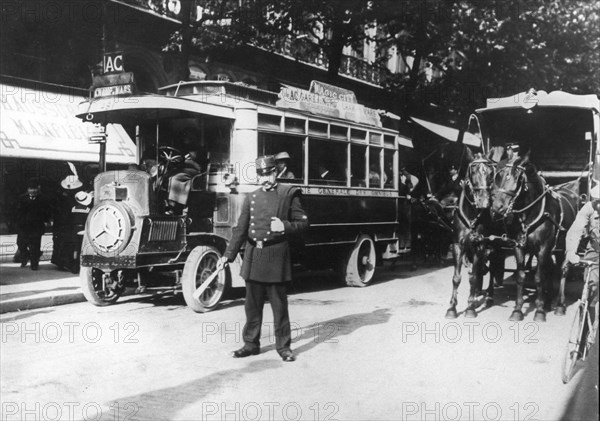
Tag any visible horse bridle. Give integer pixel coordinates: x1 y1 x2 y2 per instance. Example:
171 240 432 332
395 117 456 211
466 159 496 194
494 163 528 216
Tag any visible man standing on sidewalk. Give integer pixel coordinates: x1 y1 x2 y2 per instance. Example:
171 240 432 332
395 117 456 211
16 178 51 271
217 155 309 362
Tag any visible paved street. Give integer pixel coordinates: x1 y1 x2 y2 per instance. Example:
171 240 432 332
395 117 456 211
0 262 593 420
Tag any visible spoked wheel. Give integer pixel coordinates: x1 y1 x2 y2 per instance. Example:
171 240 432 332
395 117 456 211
561 303 590 384
80 267 124 306
182 246 227 313
343 234 376 287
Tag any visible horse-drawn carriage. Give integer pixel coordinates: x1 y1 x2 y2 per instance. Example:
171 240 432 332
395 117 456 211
445 89 599 321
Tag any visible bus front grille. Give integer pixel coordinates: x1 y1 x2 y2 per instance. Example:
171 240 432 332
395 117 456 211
148 220 178 242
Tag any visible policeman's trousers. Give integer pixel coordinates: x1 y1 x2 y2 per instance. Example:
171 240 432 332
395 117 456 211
243 280 291 354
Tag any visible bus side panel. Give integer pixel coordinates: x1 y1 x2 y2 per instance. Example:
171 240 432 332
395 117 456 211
301 194 398 245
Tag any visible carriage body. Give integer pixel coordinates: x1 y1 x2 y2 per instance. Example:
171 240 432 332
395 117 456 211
467 90 599 191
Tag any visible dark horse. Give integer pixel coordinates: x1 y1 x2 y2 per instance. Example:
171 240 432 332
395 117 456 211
490 155 579 321
446 153 504 318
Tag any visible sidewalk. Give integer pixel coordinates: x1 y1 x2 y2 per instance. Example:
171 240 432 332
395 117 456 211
0 234 85 314
0 262 84 314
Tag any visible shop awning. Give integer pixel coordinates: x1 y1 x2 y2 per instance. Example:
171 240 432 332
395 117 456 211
410 116 481 147
0 83 136 163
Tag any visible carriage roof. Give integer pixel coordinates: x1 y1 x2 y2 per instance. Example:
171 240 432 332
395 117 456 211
476 90 599 113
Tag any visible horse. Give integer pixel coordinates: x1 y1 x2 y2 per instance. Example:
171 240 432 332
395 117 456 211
446 153 503 318
490 154 579 322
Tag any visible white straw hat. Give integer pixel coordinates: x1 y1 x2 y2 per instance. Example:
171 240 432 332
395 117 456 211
75 191 92 206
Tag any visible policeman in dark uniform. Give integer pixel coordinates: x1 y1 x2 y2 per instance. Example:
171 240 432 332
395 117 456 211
217 155 309 362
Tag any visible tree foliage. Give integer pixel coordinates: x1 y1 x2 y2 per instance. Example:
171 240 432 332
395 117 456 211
145 0 599 117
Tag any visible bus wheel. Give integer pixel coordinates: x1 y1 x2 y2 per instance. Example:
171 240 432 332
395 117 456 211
182 246 227 313
343 235 376 287
80 268 123 306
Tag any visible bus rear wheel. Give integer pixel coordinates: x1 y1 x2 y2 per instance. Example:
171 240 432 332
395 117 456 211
343 234 376 287
182 246 227 313
80 267 124 306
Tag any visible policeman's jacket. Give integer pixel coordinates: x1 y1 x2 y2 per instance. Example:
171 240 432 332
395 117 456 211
224 184 309 283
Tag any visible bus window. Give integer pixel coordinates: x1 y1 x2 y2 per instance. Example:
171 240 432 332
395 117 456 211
309 138 347 185
368 148 383 188
351 144 367 187
258 132 304 181
124 116 231 172
384 149 395 189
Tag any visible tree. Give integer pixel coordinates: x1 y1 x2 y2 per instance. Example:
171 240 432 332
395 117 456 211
144 0 599 119
444 0 600 115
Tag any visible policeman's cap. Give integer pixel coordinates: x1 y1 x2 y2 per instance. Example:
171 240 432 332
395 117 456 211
275 152 290 161
506 143 520 152
255 155 277 175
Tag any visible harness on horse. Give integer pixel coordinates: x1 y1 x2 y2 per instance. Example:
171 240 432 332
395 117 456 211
458 158 495 230
495 163 575 251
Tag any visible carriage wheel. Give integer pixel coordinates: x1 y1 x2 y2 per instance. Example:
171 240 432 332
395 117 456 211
561 303 589 383
182 246 227 313
343 235 376 287
80 267 124 306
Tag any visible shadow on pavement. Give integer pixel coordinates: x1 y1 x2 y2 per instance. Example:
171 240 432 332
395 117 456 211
0 308 54 322
109 308 392 420
0 263 78 285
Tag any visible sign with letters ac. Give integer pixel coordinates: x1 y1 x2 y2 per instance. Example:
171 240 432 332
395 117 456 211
103 52 125 74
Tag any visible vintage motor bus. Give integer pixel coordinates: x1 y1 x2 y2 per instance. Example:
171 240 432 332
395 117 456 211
466 89 599 190
76 80 413 312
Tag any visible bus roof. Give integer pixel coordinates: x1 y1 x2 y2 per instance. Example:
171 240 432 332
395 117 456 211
477 90 599 113
77 93 236 124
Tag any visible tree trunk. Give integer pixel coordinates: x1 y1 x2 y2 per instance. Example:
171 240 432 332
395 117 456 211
178 0 194 81
325 21 346 83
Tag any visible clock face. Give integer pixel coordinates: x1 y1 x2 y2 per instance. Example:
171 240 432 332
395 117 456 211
87 203 131 254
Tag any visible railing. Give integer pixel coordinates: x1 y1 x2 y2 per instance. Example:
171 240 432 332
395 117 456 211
120 1 390 86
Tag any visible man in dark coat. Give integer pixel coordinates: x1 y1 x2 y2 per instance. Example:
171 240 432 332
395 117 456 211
16 178 50 270
497 143 520 170
437 164 462 207
217 155 309 362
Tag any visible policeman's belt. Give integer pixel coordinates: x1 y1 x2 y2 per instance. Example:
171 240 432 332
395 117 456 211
247 236 286 249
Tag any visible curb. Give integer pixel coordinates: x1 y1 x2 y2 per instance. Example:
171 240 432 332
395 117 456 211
0 292 86 314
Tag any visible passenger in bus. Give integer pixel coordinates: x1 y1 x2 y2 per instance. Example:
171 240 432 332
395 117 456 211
275 152 296 180
369 164 384 186
217 155 309 362
318 162 344 184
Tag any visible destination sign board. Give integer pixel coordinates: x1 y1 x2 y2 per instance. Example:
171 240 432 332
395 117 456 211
94 84 134 98
277 81 381 127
